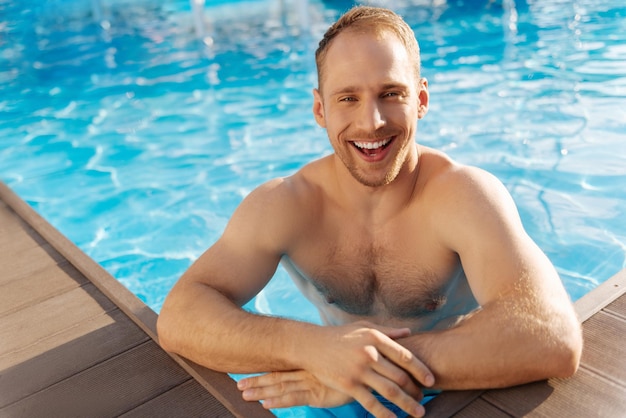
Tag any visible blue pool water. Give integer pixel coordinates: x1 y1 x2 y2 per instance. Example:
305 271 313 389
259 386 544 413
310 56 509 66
1 0 625 414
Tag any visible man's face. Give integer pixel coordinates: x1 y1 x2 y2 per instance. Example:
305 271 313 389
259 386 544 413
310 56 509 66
313 30 428 188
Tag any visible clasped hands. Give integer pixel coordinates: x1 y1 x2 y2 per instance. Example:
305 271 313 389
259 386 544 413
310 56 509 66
237 322 434 418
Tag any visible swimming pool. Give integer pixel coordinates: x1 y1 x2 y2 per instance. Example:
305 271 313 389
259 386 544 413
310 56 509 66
1 0 625 414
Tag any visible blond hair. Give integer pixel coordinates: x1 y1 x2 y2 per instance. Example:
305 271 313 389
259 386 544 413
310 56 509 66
315 6 421 90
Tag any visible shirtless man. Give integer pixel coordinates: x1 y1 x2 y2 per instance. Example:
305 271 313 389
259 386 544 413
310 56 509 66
157 6 582 418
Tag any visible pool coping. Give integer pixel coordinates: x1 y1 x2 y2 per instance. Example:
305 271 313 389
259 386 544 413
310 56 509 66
425 266 626 417
0 181 272 418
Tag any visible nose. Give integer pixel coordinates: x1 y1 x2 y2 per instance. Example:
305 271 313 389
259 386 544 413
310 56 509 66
355 98 386 133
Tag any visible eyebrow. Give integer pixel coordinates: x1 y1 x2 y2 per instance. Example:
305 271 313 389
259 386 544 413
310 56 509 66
329 82 410 96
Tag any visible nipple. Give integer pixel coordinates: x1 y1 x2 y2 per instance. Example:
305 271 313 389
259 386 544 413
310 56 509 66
425 296 446 312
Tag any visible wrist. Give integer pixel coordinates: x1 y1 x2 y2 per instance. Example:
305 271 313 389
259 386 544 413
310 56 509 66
284 321 325 372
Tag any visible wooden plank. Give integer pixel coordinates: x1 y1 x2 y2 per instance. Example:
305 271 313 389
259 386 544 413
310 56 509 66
0 308 149 407
580 311 626 385
452 398 512 417
0 201 33 236
482 368 626 418
604 292 626 320
1 341 191 418
120 379 235 418
0 283 116 358
0 204 63 264
433 272 626 417
174 358 276 418
424 390 485 417
0 231 64 276
0 181 274 418
0 243 69 286
0 260 87 317
0 219 45 251
0 182 157 340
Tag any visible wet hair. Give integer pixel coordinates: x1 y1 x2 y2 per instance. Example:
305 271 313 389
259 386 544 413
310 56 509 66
315 6 421 90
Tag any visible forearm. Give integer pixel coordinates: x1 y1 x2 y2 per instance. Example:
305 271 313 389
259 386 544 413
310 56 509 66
157 281 318 374
400 298 582 390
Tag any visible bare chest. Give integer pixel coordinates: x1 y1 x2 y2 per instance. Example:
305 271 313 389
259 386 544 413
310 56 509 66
287 231 466 320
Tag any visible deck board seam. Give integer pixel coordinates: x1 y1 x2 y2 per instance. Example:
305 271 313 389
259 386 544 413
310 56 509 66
0 330 152 409
0 286 125 354
476 395 516 417
0 182 274 418
0 261 78 320
114 376 196 417
0 340 162 411
602 307 626 322
578 363 626 389
0 261 86 319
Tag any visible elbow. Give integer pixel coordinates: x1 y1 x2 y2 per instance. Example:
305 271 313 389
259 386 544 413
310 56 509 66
156 308 177 353
552 323 583 378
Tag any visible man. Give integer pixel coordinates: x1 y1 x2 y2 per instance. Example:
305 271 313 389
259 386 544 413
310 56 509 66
158 6 582 418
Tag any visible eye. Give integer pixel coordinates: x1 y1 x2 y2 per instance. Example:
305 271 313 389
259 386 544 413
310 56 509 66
339 96 357 102
383 91 401 98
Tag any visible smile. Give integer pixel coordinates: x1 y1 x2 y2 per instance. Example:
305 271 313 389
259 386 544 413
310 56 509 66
352 137 393 155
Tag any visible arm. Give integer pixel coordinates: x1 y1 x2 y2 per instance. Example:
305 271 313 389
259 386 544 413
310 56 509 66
157 178 433 417
400 166 582 390
158 179 302 373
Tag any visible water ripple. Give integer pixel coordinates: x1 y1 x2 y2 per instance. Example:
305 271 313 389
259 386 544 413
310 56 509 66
0 0 624 314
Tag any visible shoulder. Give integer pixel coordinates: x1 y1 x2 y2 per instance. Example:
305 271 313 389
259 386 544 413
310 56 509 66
420 147 516 213
241 159 328 215
419 147 523 248
226 159 329 250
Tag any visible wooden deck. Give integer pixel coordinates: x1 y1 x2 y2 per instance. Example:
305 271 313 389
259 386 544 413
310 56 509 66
1 179 625 417
0 182 272 417
425 268 626 417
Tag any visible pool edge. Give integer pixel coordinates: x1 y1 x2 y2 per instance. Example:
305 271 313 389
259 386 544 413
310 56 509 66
0 180 273 418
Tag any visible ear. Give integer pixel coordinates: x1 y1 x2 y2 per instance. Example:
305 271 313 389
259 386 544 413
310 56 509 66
312 88 326 128
417 77 429 119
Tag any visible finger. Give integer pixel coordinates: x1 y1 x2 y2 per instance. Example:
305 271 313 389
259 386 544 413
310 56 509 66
376 338 435 388
380 326 412 340
239 371 308 399
365 323 411 339
241 380 309 402
350 385 399 418
261 391 312 409
362 370 425 418
238 370 300 391
371 355 423 400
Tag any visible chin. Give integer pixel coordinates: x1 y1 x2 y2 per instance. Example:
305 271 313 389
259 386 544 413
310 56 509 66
352 173 396 188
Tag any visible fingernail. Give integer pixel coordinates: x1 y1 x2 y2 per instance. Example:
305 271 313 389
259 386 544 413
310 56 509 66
416 404 426 417
242 389 253 400
237 380 247 390
425 374 435 387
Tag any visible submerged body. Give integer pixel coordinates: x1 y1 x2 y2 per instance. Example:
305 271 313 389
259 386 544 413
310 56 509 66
283 256 476 332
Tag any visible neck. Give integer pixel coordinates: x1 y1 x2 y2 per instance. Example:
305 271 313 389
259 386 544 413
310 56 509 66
332 144 421 223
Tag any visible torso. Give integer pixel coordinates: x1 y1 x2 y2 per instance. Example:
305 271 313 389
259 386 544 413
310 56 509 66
279 147 479 332
282 255 478 332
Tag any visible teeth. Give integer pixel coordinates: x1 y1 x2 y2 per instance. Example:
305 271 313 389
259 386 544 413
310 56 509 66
353 139 391 149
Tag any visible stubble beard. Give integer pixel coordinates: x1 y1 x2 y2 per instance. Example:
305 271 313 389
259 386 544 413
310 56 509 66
338 137 410 189
347 159 401 188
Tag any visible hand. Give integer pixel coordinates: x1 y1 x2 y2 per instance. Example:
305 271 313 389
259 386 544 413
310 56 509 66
238 369 353 409
277 321 434 417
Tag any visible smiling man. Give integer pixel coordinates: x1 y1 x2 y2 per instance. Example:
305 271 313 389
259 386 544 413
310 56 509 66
157 6 582 418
